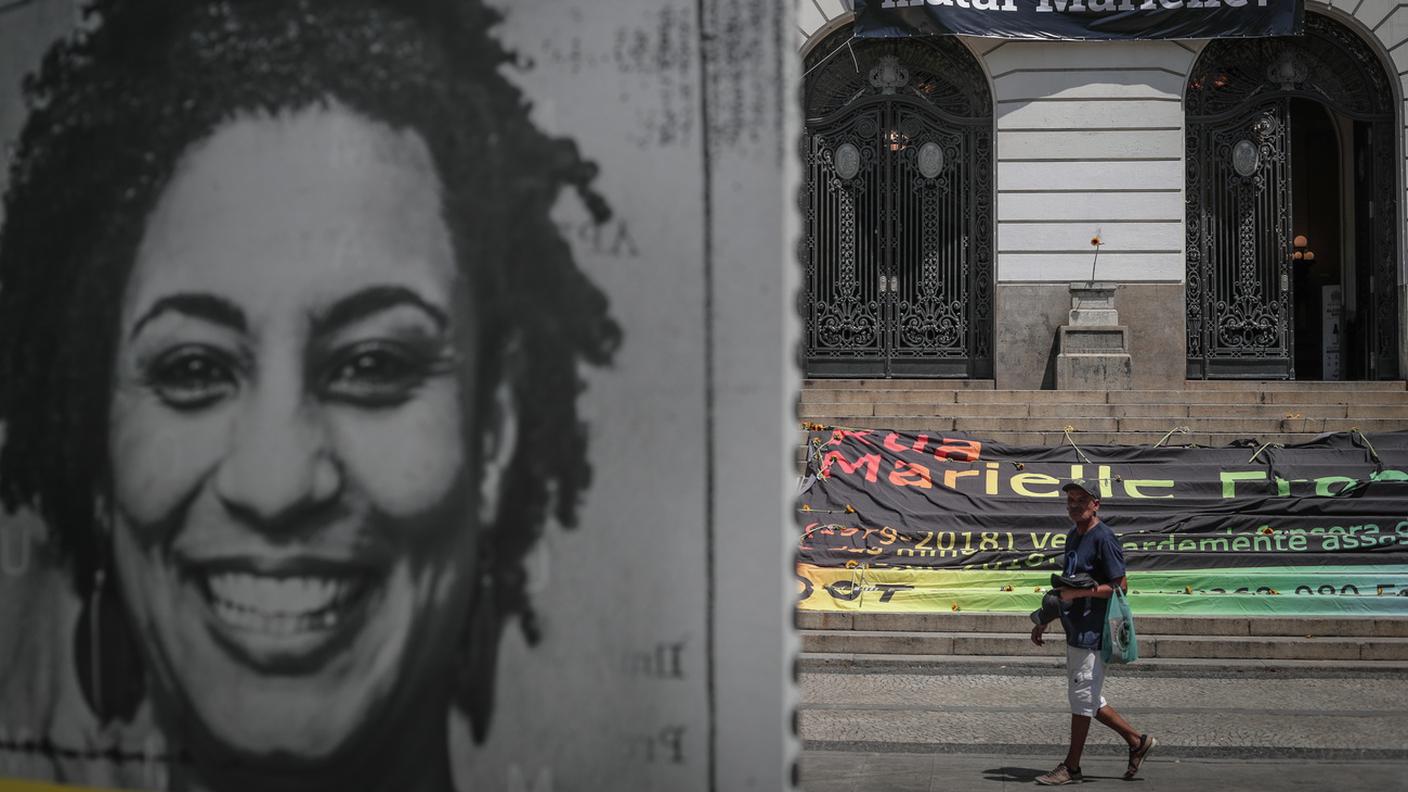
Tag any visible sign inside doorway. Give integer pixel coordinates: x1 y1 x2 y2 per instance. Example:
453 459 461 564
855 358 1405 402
1324 285 1344 381
855 0 1302 40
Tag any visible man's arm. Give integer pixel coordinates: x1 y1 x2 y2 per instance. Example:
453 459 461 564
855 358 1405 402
1058 576 1127 601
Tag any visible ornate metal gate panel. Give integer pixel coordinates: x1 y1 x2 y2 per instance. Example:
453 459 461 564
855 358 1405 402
1187 101 1294 377
1186 13 1398 379
802 33 992 378
1369 120 1399 377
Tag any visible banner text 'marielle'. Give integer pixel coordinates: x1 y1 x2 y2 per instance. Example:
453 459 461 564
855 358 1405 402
816 429 1403 501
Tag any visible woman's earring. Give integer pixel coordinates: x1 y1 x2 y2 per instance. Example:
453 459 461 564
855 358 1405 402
457 564 501 744
75 524 145 724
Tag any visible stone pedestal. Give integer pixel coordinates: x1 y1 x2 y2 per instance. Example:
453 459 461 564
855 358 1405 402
1056 282 1132 390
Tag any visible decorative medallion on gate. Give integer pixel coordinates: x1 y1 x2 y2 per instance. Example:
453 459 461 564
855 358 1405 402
916 141 945 179
1231 139 1259 178
834 142 862 181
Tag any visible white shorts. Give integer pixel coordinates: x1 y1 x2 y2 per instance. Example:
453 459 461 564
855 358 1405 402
1066 645 1108 717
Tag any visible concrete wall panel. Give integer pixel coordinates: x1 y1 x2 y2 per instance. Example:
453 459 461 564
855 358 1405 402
996 282 1184 389
985 40 1196 75
998 129 1183 160
996 97 1183 129
997 191 1183 222
998 222 1182 252
996 159 1183 191
993 68 1185 101
999 253 1185 282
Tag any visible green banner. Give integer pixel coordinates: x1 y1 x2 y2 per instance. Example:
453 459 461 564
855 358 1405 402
797 563 1408 615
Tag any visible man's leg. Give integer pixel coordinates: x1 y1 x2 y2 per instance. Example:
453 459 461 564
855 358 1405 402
1096 704 1141 748
1039 645 1101 784
1062 714 1091 769
1100 703 1159 779
1063 646 1104 770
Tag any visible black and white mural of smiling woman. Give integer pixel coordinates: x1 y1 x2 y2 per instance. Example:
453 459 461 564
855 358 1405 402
0 0 619 789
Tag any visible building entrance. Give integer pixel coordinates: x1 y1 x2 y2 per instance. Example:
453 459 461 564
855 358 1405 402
801 30 993 378
1185 13 1398 380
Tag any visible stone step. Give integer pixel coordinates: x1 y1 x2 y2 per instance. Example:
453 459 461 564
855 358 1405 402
807 415 1407 434
803 379 997 390
1114 390 1402 405
797 652 1408 676
801 420 1389 446
799 402 1408 420
798 629 1408 662
802 389 1408 406
801 387 1408 405
801 389 967 404
796 611 1408 638
804 379 1406 392
1185 380 1407 391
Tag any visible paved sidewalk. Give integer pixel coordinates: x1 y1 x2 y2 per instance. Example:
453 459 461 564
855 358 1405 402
799 749 1408 792
799 663 1408 761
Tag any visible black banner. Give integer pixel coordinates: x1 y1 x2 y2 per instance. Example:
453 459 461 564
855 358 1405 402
855 0 1303 40
798 429 1408 572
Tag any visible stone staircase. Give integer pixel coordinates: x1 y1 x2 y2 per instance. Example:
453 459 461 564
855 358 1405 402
797 611 1408 671
798 378 1408 446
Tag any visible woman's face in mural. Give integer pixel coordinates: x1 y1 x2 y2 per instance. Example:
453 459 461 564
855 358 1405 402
107 104 494 760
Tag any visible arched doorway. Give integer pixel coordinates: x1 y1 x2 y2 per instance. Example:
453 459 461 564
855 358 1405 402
1185 13 1399 380
801 29 993 378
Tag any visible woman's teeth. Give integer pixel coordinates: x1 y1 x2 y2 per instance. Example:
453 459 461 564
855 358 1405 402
206 572 361 634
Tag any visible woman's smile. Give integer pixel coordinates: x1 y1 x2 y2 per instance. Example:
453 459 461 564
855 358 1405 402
191 556 383 667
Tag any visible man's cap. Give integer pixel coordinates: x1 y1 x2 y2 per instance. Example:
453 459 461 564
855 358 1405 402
1062 478 1100 499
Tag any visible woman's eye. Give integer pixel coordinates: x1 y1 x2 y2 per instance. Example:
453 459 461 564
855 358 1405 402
323 344 428 406
148 346 238 409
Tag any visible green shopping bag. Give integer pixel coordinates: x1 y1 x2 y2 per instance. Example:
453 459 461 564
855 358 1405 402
1101 588 1138 665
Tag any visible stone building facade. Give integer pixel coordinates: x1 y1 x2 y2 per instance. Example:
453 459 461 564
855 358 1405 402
798 0 1408 387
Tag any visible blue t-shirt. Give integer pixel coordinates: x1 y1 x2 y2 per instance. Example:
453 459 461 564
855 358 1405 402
1059 521 1126 649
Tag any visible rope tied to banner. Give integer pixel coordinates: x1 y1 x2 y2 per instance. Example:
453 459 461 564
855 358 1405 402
1352 427 1384 473
800 32 861 80
851 561 869 609
1247 441 1282 464
1154 426 1191 448
1062 425 1092 465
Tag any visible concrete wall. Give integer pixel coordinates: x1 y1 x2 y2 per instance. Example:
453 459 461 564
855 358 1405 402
987 40 1192 284
996 282 1185 390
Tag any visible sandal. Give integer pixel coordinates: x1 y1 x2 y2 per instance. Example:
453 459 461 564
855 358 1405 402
1124 734 1157 780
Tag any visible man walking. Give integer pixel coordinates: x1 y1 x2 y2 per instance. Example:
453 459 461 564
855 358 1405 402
1030 479 1157 785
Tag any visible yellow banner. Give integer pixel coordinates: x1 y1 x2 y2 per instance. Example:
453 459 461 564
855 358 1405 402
796 563 1408 615
0 782 118 792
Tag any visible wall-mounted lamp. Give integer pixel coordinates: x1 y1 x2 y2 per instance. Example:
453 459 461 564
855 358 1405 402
1292 234 1314 262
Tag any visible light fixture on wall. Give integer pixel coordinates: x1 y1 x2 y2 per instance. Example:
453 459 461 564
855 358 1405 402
1292 234 1315 262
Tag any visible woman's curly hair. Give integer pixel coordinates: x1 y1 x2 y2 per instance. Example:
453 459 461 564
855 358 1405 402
0 0 619 735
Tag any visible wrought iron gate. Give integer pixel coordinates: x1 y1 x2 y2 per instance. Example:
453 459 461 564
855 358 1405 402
1186 101 1294 377
802 34 992 378
1186 14 1398 379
